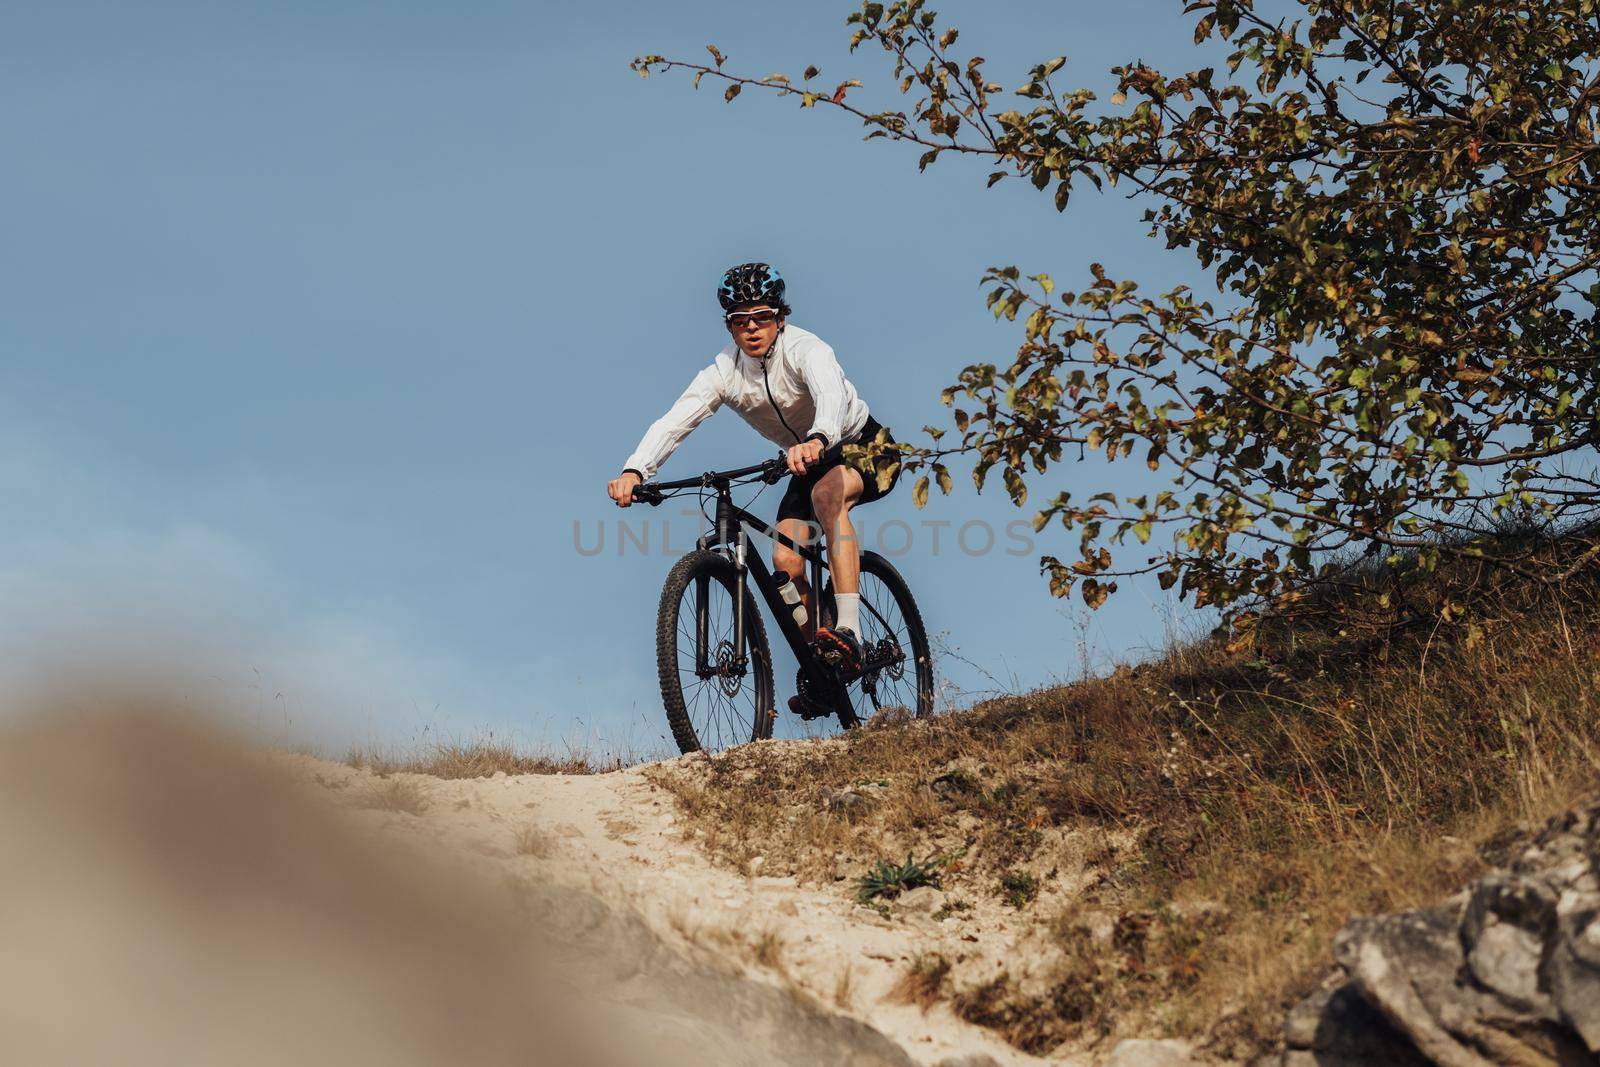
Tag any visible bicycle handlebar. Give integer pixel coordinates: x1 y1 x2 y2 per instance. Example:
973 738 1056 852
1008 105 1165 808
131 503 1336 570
628 441 853 507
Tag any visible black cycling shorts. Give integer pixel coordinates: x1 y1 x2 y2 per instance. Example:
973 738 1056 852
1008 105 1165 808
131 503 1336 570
774 415 899 526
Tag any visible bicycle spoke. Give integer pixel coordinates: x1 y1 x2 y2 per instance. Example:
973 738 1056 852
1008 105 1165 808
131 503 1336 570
670 566 764 750
835 570 924 719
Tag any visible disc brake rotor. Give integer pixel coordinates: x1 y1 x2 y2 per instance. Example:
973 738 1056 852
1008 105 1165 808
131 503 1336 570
713 640 744 697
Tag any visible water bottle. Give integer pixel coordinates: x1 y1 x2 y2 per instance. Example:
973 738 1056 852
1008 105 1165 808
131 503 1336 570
773 572 808 629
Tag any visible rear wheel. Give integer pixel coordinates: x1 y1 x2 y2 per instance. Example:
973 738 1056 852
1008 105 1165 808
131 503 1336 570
822 551 934 724
655 550 775 754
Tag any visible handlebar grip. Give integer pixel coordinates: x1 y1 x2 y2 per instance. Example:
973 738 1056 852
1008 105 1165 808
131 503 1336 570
630 485 664 506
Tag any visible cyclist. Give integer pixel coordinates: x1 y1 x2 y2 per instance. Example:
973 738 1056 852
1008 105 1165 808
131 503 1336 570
607 263 900 713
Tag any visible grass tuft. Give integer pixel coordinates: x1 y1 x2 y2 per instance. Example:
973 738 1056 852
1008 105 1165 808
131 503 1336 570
344 741 600 779
886 953 951 1012
358 777 428 815
855 852 947 904
996 869 1040 909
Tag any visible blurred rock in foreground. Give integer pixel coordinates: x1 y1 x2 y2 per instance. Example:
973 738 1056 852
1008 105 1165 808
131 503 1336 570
1282 798 1600 1067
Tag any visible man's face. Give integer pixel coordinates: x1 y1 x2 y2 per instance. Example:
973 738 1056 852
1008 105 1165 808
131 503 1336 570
725 305 783 358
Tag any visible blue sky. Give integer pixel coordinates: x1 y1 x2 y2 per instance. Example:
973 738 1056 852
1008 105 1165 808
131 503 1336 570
2 0 1221 753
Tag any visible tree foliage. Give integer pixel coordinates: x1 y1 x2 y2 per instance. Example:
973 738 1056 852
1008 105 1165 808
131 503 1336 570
635 0 1600 612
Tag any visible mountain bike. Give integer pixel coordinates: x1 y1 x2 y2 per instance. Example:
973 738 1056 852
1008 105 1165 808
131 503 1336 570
629 450 934 754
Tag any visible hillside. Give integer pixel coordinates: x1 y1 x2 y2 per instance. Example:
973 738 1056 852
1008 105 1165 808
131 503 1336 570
644 556 1600 1061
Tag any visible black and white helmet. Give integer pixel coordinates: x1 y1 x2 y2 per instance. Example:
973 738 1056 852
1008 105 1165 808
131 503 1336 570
717 263 790 316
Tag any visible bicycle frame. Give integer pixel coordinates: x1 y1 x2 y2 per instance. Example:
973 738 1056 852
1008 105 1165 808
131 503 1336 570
635 451 907 717
694 479 831 687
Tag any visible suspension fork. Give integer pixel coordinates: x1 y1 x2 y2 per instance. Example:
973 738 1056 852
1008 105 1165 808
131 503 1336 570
715 488 750 665
693 571 711 675
696 486 749 674
733 525 749 664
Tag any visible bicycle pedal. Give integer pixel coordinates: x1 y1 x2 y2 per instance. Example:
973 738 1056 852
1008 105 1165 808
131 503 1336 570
787 694 834 721
813 638 858 671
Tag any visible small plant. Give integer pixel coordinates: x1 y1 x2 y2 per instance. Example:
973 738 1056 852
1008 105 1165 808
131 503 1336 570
855 852 946 904
997 869 1041 909
750 929 785 971
932 898 973 921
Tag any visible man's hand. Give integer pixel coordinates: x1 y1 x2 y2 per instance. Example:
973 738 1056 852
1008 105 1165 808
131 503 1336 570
786 439 825 476
607 471 642 507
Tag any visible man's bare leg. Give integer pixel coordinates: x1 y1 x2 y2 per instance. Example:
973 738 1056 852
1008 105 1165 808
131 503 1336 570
811 464 864 596
810 465 867 671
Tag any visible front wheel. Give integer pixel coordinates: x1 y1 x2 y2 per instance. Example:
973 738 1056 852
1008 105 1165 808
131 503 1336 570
655 550 775 754
823 551 935 724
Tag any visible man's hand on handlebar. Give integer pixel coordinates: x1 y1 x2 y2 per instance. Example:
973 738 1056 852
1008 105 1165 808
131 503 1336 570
607 471 642 508
786 438 825 476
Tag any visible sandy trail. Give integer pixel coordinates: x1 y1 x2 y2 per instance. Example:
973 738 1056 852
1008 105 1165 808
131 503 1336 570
297 753 1054 1067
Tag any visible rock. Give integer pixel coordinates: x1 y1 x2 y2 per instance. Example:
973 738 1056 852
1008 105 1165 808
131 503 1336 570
893 886 944 913
1460 875 1556 1014
1282 983 1431 1066
1102 1038 1198 1067
1548 911 1600 1050
930 771 975 799
1335 904 1500 1067
821 787 877 815
1282 798 1600 1065
932 1055 1001 1067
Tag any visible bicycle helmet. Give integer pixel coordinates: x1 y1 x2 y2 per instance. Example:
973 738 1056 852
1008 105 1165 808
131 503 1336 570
717 263 790 316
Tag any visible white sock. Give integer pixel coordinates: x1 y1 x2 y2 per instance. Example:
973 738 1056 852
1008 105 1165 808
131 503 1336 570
834 592 861 634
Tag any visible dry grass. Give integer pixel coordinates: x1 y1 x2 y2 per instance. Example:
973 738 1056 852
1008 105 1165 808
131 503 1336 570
344 741 598 779
750 929 786 972
833 964 855 1009
358 776 429 815
886 953 951 1012
648 542 1600 1058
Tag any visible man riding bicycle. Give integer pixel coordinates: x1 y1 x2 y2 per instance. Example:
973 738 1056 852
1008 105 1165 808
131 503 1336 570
607 263 900 717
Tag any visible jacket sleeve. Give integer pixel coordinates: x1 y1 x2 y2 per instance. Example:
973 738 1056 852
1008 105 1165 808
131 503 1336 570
621 363 725 480
798 339 850 447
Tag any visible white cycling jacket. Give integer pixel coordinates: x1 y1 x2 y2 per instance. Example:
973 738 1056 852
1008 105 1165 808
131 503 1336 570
621 324 871 481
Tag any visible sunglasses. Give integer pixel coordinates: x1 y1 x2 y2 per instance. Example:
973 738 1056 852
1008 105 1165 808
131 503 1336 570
724 309 780 329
